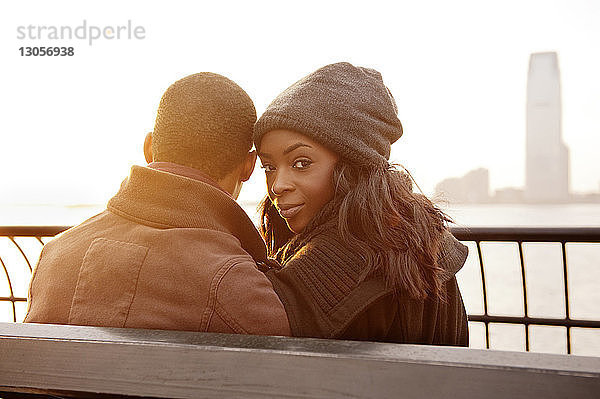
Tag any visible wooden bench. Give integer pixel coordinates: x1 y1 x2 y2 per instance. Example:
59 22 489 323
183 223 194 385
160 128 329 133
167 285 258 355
1 322 599 398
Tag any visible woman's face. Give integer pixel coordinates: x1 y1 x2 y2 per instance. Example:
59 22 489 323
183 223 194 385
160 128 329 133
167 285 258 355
258 129 339 234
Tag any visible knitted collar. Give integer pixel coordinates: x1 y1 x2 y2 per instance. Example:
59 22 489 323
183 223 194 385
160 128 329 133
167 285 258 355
276 200 339 264
277 202 468 282
269 220 468 338
107 165 268 263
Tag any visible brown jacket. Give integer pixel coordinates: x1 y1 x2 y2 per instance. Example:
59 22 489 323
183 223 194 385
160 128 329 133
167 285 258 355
25 164 291 336
266 225 468 345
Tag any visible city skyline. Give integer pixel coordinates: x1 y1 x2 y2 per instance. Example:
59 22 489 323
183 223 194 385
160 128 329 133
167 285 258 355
435 52 598 204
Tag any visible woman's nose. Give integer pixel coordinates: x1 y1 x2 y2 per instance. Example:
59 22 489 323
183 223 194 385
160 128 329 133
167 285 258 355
270 170 294 196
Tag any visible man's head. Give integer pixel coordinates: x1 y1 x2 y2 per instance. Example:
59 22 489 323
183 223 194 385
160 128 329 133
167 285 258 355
145 73 257 198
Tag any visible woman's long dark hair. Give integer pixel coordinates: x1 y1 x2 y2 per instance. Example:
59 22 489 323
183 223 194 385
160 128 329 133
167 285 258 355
259 159 452 300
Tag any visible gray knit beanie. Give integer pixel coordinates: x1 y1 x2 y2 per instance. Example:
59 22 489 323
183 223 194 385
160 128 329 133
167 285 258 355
153 72 256 179
254 62 403 168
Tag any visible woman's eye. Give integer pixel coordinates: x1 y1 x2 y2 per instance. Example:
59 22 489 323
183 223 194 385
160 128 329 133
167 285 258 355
292 159 312 169
261 164 275 172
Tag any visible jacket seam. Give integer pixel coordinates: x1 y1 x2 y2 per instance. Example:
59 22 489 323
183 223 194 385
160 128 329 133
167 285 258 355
122 245 150 326
214 302 250 334
199 257 248 332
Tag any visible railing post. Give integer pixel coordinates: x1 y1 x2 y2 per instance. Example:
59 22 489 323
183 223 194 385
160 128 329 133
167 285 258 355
475 240 490 349
517 241 529 351
561 241 572 354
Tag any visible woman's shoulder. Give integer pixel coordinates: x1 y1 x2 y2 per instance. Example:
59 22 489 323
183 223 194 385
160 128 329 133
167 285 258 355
437 229 469 278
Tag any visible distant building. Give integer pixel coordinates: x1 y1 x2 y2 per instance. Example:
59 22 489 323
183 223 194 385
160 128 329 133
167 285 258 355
435 168 490 203
494 187 524 203
525 52 570 202
434 52 598 204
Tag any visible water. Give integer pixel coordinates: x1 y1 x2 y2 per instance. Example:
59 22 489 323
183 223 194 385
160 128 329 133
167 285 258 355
3 203 600 228
442 203 600 227
1 203 599 355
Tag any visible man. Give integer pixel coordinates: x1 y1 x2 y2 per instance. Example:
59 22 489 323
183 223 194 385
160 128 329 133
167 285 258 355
25 73 291 336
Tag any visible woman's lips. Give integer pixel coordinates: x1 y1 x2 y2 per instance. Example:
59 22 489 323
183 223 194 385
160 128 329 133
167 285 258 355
277 204 304 219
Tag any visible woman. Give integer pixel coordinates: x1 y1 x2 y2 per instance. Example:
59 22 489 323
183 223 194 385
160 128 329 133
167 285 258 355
254 62 469 345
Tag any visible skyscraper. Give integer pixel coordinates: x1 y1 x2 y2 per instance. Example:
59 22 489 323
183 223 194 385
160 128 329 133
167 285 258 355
525 52 570 202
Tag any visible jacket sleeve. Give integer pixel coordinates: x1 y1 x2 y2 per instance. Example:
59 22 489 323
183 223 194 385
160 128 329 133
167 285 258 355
208 257 292 336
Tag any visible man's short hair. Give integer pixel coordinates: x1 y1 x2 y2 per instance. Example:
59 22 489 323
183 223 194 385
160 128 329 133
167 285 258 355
152 73 257 180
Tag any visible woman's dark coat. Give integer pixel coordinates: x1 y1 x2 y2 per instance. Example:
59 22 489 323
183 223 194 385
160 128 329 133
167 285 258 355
265 225 469 345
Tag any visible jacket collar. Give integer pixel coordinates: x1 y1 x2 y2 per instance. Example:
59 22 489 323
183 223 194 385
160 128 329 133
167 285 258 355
107 165 268 262
147 162 229 195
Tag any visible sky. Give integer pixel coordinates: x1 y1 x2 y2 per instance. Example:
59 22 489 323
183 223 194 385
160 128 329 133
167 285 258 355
1 0 599 206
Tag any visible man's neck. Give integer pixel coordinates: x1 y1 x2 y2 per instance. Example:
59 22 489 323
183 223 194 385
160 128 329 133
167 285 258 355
147 162 230 196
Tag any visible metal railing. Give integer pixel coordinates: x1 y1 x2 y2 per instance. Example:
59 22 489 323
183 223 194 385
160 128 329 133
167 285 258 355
452 227 600 354
1 225 599 353
0 226 69 322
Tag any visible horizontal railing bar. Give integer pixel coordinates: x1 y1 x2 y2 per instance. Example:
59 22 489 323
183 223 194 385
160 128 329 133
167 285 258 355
0 297 27 302
0 226 70 237
469 315 600 328
2 226 600 242
450 227 600 242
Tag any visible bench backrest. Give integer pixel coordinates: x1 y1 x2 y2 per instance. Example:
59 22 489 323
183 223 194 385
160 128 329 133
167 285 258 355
1 322 599 398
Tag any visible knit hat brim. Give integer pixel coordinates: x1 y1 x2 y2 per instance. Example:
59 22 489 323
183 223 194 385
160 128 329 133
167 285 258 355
254 62 403 168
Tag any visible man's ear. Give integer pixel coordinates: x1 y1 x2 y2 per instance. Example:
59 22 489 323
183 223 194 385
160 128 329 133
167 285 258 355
143 132 153 164
241 150 257 182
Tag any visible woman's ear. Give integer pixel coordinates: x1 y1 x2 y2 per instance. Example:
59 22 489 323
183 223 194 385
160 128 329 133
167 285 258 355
143 132 153 163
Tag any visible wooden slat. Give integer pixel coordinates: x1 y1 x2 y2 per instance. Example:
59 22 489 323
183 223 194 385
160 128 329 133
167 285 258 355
1 322 599 398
